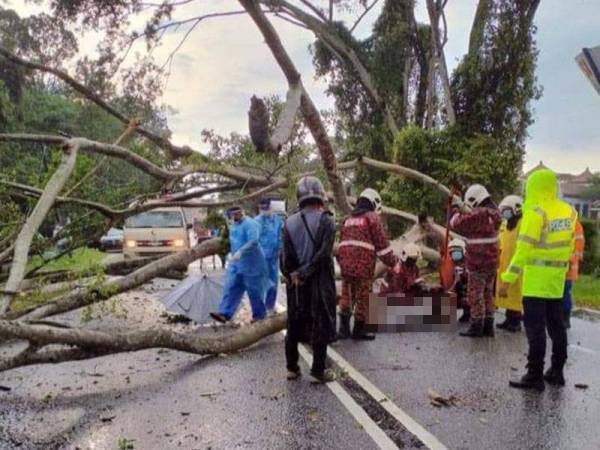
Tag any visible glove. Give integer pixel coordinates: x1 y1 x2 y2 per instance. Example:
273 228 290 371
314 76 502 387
392 263 402 274
498 282 509 298
231 251 242 262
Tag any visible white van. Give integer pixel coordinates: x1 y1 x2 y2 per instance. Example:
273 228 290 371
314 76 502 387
123 205 205 260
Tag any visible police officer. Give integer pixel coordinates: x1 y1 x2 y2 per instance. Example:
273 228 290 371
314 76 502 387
210 206 268 323
282 177 337 383
499 169 577 391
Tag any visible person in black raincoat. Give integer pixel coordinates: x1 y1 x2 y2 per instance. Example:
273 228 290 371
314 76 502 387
282 176 337 384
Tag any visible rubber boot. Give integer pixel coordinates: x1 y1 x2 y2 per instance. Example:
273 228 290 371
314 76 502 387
459 319 484 337
543 366 566 386
483 317 495 337
458 307 470 323
337 312 351 340
509 370 545 392
505 314 522 333
351 321 375 341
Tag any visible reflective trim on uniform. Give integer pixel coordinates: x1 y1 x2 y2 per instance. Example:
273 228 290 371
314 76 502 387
376 246 393 256
575 234 585 240
529 259 569 269
339 240 375 251
573 251 584 258
518 235 539 245
508 265 522 274
466 236 499 245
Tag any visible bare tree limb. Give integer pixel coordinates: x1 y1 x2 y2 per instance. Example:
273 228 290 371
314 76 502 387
241 0 351 214
0 313 287 372
350 0 380 33
269 85 301 152
8 238 222 321
426 0 456 125
0 46 192 159
0 144 79 314
263 0 400 136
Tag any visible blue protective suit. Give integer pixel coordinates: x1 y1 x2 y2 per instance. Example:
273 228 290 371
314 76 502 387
256 213 284 311
217 216 269 320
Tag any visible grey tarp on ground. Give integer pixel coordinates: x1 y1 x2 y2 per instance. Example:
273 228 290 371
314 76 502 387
160 273 224 324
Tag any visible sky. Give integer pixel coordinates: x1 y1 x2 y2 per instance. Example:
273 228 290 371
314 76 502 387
10 0 600 174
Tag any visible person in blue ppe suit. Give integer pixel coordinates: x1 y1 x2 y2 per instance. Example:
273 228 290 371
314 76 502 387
255 198 284 314
210 206 268 323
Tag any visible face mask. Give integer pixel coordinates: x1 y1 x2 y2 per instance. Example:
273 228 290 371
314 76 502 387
404 258 416 268
450 250 464 262
502 209 513 221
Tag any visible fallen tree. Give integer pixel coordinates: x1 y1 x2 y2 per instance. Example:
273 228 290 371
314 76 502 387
0 1 491 373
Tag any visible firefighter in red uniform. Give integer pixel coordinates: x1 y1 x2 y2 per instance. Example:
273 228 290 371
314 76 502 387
450 184 502 337
379 243 423 296
337 189 398 340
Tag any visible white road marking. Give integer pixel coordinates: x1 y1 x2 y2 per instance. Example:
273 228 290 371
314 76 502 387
278 294 446 450
569 344 598 355
297 344 399 450
327 346 448 450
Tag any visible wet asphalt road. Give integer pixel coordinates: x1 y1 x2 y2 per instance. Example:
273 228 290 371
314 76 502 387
335 309 600 450
1 268 599 450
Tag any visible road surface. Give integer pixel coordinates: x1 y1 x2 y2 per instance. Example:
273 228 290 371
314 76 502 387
1 270 599 450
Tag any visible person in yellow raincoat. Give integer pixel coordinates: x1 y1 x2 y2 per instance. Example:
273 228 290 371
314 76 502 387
495 195 524 332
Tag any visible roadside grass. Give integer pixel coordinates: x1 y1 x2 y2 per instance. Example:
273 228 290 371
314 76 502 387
26 247 105 273
573 274 600 310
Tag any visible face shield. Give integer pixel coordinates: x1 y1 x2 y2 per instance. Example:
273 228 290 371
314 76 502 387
450 249 464 262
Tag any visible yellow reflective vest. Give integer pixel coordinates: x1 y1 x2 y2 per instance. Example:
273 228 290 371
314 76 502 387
501 169 576 299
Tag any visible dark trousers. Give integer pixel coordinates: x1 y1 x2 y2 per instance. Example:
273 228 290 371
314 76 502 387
285 334 327 376
523 297 568 376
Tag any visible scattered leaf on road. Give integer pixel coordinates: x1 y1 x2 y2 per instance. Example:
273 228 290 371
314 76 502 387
575 383 589 389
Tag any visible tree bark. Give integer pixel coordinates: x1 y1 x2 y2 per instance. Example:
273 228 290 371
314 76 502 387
0 144 79 314
0 313 287 372
426 0 456 125
240 0 351 214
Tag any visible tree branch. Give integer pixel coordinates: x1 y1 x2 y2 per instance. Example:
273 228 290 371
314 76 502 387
240 0 351 214
350 0 380 33
0 313 287 372
0 46 191 159
0 144 79 314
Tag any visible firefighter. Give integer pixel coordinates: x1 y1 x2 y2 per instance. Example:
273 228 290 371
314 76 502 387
499 169 576 391
563 220 585 328
337 189 398 341
450 184 502 337
495 195 524 332
448 239 470 323
379 243 423 295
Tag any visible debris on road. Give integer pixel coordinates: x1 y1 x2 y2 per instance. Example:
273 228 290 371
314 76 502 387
428 388 460 407
575 383 589 390
0 385 11 392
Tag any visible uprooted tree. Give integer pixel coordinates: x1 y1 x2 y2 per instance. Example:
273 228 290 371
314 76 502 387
0 0 541 371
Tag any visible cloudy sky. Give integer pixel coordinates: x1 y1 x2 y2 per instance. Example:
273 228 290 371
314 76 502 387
13 0 600 174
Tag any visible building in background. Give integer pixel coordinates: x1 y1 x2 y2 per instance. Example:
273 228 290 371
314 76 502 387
524 162 600 219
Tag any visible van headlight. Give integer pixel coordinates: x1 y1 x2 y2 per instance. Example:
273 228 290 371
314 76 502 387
125 240 137 248
172 239 185 247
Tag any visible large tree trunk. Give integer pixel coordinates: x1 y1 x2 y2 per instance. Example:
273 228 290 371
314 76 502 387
0 144 79 314
0 314 287 372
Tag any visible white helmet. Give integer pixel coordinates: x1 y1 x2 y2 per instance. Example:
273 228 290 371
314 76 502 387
464 184 490 209
400 243 422 262
448 238 467 252
499 195 523 216
359 188 382 213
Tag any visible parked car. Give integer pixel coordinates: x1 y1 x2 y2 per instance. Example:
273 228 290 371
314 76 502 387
99 228 123 252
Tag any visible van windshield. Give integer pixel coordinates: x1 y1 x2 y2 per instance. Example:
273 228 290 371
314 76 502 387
125 211 184 228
